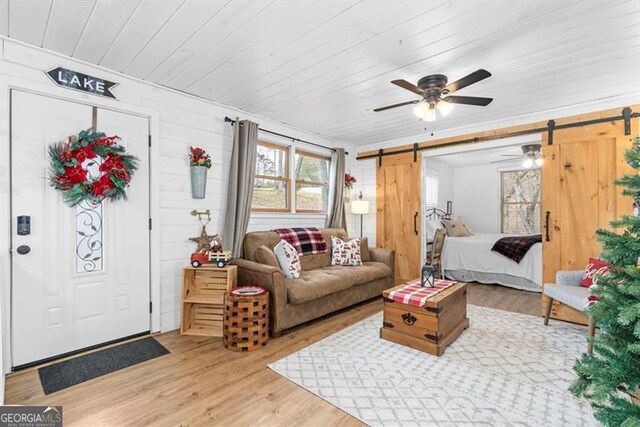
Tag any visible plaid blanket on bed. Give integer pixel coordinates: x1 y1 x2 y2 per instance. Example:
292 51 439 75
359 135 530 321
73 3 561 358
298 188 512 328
387 279 457 307
491 234 542 263
274 227 327 256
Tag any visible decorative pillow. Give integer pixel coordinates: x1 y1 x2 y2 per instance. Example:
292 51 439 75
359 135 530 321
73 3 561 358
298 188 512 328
457 216 474 235
256 245 279 268
441 218 473 237
273 240 301 278
360 237 370 262
580 258 610 288
331 236 362 266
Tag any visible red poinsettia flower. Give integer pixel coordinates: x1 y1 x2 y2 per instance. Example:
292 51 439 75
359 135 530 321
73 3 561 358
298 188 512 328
99 155 125 172
71 146 97 164
64 165 87 185
92 174 114 196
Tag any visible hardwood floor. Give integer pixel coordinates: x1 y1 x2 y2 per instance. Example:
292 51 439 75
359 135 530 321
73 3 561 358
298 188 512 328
5 283 542 426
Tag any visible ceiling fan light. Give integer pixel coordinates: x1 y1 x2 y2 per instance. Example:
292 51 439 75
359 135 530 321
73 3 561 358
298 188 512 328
413 102 428 119
424 105 437 122
437 100 454 116
535 157 543 167
522 158 534 168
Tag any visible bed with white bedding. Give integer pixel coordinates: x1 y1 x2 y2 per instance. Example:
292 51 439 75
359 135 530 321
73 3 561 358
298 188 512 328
441 232 542 292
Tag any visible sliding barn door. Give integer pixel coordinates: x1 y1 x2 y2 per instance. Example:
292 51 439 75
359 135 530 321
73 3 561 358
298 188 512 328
542 118 638 324
377 153 421 284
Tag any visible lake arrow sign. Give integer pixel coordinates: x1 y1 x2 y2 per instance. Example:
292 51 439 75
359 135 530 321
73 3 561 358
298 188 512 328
46 67 118 99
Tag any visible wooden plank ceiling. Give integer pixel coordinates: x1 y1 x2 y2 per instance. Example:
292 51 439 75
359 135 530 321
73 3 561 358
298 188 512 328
1 0 638 146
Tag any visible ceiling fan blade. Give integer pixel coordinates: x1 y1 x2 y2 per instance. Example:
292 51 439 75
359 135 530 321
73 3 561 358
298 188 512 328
444 69 491 93
391 79 425 95
373 100 420 112
443 95 493 106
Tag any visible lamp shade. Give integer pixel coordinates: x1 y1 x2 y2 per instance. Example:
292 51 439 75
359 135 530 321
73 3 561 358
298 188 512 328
350 200 370 215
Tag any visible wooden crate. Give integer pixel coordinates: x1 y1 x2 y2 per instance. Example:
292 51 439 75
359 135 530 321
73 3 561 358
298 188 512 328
380 282 469 356
181 265 237 337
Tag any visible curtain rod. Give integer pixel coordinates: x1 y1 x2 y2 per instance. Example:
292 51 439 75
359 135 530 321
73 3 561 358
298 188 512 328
224 116 347 155
356 107 639 161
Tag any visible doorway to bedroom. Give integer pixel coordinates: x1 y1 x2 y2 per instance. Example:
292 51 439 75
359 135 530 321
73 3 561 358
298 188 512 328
9 91 152 369
421 136 543 294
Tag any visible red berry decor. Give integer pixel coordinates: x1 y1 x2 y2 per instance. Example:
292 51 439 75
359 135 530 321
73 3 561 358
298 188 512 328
48 129 139 207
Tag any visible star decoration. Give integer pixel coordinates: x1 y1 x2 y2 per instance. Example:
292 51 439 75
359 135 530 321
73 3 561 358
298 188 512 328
189 225 215 252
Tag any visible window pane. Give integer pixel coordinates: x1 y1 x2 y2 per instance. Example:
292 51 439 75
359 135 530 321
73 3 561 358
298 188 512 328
295 153 329 183
256 145 287 177
502 170 540 203
253 178 288 210
425 175 439 207
296 183 328 211
502 203 541 234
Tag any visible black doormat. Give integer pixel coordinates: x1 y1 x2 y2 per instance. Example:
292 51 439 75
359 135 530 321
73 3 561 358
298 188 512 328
38 337 169 394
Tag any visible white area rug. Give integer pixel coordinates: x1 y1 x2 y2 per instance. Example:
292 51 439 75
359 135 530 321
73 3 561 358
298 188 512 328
269 305 598 426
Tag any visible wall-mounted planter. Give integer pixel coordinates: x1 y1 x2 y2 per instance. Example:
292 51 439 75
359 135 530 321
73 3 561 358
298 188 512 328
191 165 208 199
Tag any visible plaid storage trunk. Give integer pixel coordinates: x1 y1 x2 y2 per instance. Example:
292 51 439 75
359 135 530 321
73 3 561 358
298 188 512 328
274 227 327 256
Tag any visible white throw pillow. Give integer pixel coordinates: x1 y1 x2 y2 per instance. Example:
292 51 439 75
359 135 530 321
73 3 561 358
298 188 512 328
331 236 362 266
441 218 473 237
457 216 474 235
273 239 301 278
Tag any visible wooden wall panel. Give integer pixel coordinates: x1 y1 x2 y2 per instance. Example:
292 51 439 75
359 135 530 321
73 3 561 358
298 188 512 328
377 153 421 284
541 118 638 324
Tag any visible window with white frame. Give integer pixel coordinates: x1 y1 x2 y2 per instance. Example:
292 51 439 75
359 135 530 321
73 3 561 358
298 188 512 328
500 169 541 234
294 150 330 213
252 142 290 212
425 175 439 208
251 141 331 213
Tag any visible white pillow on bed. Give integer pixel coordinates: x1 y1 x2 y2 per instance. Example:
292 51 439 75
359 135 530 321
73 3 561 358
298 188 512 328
442 218 474 237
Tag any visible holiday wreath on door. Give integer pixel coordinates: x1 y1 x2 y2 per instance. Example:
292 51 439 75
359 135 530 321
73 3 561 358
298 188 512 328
48 129 139 207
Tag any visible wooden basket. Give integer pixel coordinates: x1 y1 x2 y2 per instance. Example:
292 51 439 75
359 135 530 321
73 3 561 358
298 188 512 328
223 289 269 352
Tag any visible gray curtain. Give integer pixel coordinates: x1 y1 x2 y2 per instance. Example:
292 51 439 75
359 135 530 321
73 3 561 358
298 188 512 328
325 148 347 231
223 118 259 256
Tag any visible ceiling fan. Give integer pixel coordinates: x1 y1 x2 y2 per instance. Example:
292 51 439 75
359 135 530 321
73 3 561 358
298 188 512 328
374 69 493 121
491 144 543 168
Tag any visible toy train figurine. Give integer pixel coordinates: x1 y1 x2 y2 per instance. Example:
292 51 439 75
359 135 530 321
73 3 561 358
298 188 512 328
190 249 233 268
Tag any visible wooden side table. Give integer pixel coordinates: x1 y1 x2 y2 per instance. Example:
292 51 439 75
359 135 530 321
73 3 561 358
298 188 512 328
180 265 237 337
223 286 269 352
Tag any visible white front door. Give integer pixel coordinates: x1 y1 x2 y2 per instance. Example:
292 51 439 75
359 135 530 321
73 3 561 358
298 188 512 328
11 91 151 368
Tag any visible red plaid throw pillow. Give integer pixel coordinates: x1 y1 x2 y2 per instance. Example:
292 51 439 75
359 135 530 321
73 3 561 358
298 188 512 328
580 258 610 288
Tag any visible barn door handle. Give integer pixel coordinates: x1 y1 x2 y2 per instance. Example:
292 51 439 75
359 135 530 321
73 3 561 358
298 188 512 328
545 211 551 242
413 212 419 235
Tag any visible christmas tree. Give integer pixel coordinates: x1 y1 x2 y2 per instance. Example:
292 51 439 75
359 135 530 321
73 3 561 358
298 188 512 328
571 136 640 426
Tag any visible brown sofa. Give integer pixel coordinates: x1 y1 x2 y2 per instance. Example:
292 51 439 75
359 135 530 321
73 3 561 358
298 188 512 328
233 228 395 336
